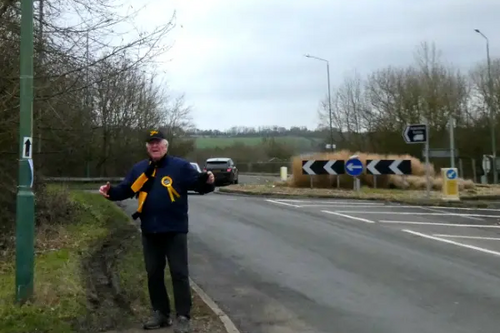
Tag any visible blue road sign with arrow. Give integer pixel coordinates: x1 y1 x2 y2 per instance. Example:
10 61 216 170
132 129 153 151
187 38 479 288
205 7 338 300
446 169 457 180
345 157 363 177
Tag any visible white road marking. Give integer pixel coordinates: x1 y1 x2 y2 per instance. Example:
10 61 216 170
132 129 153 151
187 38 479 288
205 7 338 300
290 204 498 218
272 199 337 202
425 206 500 212
432 234 500 241
335 211 500 218
403 229 500 257
296 205 491 217
273 199 380 205
265 199 300 207
321 210 375 223
295 204 389 208
418 206 484 221
267 199 500 212
378 220 500 228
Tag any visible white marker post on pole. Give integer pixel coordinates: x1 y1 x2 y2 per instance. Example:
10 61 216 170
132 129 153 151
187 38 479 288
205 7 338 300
22 136 33 159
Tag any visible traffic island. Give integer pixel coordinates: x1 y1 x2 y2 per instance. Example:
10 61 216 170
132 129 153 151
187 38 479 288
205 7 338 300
218 184 500 208
0 187 227 333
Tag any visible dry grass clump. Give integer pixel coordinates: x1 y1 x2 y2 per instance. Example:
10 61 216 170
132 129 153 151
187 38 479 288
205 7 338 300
290 150 475 190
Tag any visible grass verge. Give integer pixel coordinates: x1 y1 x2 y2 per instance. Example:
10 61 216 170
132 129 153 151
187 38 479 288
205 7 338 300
0 187 226 333
0 188 116 333
218 183 500 208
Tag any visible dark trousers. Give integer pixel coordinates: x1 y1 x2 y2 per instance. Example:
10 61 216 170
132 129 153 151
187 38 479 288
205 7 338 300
141 232 192 319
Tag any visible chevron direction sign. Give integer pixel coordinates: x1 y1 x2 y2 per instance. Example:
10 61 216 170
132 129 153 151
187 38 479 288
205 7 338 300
302 160 345 175
366 159 412 175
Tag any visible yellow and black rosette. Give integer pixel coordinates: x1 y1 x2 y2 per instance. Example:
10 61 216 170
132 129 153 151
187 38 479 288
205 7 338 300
161 176 180 202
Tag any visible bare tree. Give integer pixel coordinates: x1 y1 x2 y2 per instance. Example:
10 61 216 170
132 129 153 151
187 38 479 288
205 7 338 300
0 0 194 234
317 71 371 150
316 41 477 157
469 58 500 124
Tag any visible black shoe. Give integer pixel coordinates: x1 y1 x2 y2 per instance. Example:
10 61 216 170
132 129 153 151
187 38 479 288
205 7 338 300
143 310 173 330
173 315 191 333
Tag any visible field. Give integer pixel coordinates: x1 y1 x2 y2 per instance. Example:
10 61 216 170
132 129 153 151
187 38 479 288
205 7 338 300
193 135 323 149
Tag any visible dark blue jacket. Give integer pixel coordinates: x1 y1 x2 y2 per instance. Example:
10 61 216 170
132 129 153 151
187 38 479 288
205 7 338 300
107 155 214 234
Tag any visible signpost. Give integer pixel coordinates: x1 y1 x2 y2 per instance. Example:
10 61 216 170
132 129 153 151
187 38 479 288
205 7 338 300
302 160 345 188
366 159 412 188
301 160 345 175
448 116 455 168
481 155 491 184
441 168 459 201
345 156 363 191
15 0 35 304
23 137 33 159
403 122 430 198
403 124 427 144
366 160 412 175
422 148 459 159
483 155 491 174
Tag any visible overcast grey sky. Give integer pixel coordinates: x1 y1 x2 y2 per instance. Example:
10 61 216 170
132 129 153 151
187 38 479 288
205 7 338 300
130 0 500 131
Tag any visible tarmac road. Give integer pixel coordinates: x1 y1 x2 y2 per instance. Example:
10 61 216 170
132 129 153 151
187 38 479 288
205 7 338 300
119 194 500 333
228 173 281 185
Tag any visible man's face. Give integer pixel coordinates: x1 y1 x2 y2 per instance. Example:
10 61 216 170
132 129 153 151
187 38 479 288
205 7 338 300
147 139 167 160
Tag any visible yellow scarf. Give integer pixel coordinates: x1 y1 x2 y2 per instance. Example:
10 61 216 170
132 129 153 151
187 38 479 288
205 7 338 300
130 160 180 220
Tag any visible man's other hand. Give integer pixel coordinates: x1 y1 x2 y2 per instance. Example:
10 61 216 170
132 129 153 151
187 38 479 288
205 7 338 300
99 182 111 198
206 171 214 184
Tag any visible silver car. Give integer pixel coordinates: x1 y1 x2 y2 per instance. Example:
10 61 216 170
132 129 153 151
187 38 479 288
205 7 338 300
190 162 201 173
189 162 204 194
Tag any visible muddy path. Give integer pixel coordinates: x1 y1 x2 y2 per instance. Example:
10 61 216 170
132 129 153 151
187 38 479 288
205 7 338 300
75 220 139 332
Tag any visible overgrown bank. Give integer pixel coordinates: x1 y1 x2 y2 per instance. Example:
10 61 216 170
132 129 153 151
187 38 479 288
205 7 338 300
0 187 226 333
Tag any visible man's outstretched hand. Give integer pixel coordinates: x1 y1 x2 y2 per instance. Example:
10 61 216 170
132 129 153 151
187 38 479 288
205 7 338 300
99 172 212 197
99 182 111 198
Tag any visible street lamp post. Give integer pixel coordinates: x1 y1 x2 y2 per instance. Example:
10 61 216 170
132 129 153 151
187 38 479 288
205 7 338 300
15 0 35 303
475 29 497 183
304 54 334 150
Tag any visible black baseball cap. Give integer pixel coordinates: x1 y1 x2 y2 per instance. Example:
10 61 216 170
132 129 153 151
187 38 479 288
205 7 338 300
146 129 165 142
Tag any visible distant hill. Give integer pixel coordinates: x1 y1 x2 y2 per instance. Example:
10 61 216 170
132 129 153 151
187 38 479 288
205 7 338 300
193 135 324 151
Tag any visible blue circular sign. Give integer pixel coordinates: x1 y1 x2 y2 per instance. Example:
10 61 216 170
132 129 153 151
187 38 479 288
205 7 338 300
446 169 457 180
345 158 363 177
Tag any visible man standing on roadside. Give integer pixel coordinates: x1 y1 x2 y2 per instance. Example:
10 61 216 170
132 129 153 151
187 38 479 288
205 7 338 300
99 130 215 332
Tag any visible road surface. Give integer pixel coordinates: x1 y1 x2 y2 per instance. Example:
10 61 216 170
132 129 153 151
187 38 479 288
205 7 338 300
119 194 500 333
236 174 280 185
